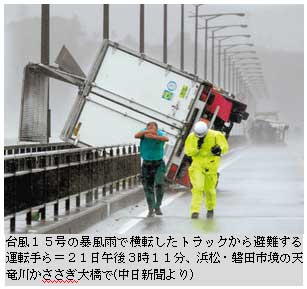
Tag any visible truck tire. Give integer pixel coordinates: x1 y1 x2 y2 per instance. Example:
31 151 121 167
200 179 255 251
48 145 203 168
242 111 249 120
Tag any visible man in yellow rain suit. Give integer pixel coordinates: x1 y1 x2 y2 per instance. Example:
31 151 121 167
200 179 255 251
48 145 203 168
184 121 229 219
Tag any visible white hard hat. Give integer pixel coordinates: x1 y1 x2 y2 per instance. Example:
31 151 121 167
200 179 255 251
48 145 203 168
194 121 208 137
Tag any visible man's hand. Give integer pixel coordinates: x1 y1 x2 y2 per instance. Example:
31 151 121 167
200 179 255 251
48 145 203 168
211 144 222 156
144 133 157 139
135 129 157 139
144 129 157 139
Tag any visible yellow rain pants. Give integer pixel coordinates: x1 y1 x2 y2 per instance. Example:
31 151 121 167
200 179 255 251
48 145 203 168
184 129 229 214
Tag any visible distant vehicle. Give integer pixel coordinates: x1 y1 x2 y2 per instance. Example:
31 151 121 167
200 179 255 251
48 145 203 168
249 112 289 144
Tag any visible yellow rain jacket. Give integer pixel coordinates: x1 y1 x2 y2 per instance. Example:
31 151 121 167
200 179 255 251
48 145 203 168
184 129 229 174
184 129 229 213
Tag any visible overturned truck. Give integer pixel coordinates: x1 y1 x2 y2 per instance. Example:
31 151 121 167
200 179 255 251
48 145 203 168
249 112 289 144
19 40 249 187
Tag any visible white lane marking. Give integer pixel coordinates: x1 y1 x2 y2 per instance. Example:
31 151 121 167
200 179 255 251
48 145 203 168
117 191 186 234
219 148 248 172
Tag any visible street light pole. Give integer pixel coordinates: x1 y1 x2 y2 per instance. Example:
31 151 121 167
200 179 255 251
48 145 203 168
200 24 248 82
232 61 235 93
220 43 254 89
191 12 245 79
210 27 231 83
41 4 50 143
233 65 238 95
224 48 229 88
238 70 246 99
194 5 202 75
236 67 240 95
212 34 251 86
243 75 263 80
210 27 225 83
240 67 262 71
218 39 222 85
140 4 144 53
180 4 184 71
227 50 256 56
244 76 265 84
103 4 109 40
246 76 264 80
204 18 208 79
232 57 260 93
240 62 261 66
238 69 242 97
228 56 231 91
243 70 263 74
163 4 167 63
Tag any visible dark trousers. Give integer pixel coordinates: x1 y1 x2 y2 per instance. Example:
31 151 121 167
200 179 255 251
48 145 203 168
141 160 166 210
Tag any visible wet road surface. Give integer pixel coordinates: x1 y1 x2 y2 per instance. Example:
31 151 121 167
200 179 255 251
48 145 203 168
83 142 304 234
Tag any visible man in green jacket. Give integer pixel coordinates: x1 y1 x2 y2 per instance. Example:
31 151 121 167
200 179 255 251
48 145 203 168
135 122 169 217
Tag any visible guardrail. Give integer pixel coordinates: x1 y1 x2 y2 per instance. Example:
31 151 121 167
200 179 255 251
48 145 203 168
4 144 141 233
4 142 76 155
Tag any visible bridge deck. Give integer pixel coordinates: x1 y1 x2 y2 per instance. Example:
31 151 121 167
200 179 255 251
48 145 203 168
83 142 304 234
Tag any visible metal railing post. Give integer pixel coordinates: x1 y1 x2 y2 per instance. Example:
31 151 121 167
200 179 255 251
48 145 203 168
53 154 59 217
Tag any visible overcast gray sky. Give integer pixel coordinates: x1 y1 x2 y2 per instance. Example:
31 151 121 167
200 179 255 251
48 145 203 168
4 4 304 142
5 4 303 51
